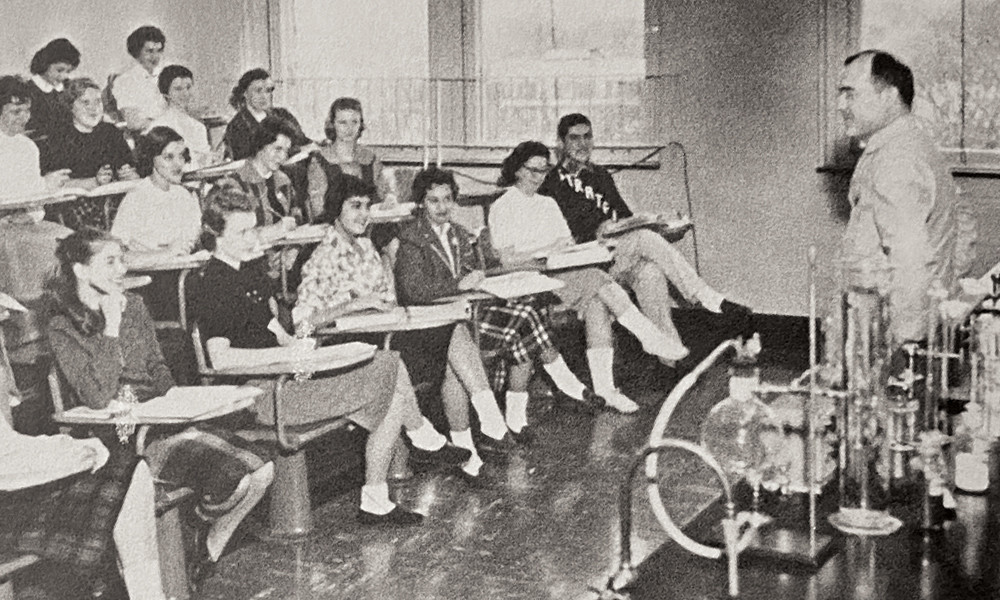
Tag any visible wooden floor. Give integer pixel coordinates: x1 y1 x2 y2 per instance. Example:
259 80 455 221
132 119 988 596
193 313 809 600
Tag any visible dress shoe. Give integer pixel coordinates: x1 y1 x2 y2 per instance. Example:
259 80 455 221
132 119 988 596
454 466 495 489
186 525 215 591
554 387 606 415
720 300 755 339
409 442 472 468
475 431 517 458
357 506 424 526
600 389 640 414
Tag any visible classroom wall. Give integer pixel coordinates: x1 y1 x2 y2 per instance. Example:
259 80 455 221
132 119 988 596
0 0 260 118
625 0 843 316
5 1 996 316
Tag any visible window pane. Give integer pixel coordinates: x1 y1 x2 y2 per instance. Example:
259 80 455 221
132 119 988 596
964 0 1000 152
276 0 429 142
859 0 1000 160
478 0 646 145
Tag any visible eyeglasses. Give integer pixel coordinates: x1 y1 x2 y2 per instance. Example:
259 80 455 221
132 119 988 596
522 165 551 175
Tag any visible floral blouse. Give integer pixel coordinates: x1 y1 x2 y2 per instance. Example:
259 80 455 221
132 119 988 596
293 227 395 328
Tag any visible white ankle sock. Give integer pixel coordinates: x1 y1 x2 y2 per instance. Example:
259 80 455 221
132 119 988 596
450 429 483 476
469 389 508 440
617 306 688 361
360 482 395 515
505 391 529 433
701 289 726 313
542 356 586 400
406 418 446 451
586 347 616 396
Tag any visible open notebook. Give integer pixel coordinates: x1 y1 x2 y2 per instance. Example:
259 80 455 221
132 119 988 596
125 249 211 270
208 341 377 371
541 242 613 271
478 271 564 299
602 213 692 238
61 385 260 422
333 301 470 331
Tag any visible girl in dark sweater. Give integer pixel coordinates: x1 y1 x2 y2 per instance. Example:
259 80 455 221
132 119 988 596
46 229 274 570
188 183 469 525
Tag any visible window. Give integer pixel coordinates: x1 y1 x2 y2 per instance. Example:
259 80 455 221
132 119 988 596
820 0 1000 168
270 0 648 147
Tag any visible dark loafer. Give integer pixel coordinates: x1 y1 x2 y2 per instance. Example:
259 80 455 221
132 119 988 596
357 506 424 526
454 467 495 489
409 443 472 468
475 432 517 458
720 300 755 339
554 387 606 414
509 426 535 446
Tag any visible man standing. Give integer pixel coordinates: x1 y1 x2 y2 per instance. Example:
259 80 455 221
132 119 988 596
836 50 973 345
538 113 751 364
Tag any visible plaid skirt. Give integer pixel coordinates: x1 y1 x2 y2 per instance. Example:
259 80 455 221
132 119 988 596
45 195 123 231
0 449 139 571
476 300 557 391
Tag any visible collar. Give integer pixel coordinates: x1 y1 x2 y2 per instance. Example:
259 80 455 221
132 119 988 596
431 221 451 239
558 160 594 177
237 160 266 184
31 74 60 93
213 252 241 271
129 61 161 79
248 107 267 123
251 159 272 181
859 113 917 156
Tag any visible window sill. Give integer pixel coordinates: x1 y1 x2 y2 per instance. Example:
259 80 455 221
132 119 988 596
368 144 662 170
818 163 1000 178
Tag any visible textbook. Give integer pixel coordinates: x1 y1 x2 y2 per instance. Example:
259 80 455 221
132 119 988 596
333 301 470 331
478 271 564 299
541 242 613 271
601 213 693 238
369 202 416 222
207 340 377 371
280 223 329 241
124 249 211 270
61 385 260 422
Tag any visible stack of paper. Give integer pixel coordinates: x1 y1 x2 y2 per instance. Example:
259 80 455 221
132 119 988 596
61 385 259 421
0 189 80 209
281 224 329 241
603 213 692 237
133 386 258 419
334 307 408 331
183 160 246 181
85 180 141 197
544 243 613 271
405 300 470 323
478 271 564 299
370 202 416 220
126 249 211 270
210 341 376 370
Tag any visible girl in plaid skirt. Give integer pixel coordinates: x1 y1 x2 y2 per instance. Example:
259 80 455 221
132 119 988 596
1 302 168 598
395 168 607 444
46 229 274 576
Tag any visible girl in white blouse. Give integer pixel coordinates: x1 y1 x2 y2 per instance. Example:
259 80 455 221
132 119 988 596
112 126 201 254
490 141 688 413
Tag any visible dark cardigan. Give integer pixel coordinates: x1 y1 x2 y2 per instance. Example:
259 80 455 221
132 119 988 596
223 106 310 161
47 292 173 409
393 214 498 305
